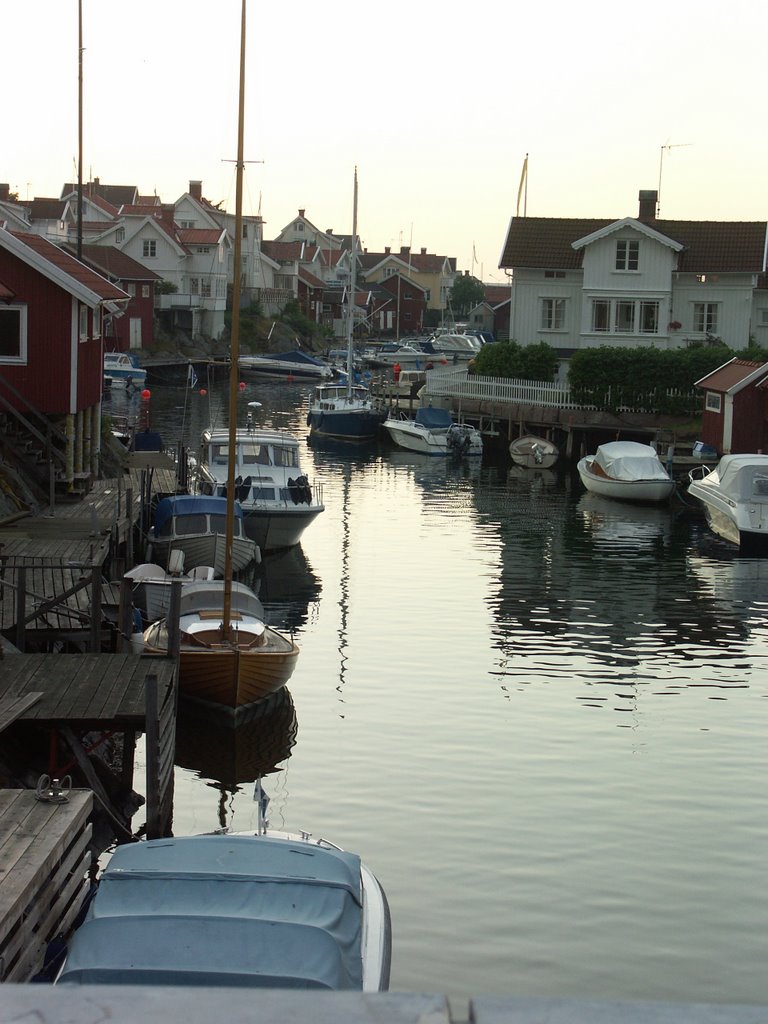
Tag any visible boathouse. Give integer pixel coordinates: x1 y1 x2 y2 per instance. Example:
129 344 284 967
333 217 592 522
693 358 768 455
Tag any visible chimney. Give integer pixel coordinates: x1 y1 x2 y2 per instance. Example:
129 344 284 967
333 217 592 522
385 246 391 254
638 189 657 222
400 246 410 256
326 228 333 234
190 180 202 201
420 247 427 255
298 209 305 218
0 184 9 202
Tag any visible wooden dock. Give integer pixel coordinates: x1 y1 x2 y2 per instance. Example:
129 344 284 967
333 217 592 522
0 787 93 982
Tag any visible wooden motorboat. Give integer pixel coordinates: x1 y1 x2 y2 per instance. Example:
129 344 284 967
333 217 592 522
147 495 259 576
509 434 559 469
143 580 299 709
577 440 675 503
57 827 391 990
688 454 768 553
383 406 483 457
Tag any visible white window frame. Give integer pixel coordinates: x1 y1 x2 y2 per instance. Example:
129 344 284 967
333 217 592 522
142 239 157 258
126 283 136 297
115 228 125 243
92 306 101 339
141 284 150 298
0 304 28 363
705 391 722 413
79 305 88 341
540 297 566 331
615 239 639 271
759 309 768 326
639 300 659 334
693 302 719 334
591 297 661 336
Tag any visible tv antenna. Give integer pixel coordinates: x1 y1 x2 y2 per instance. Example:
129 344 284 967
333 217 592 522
657 142 691 216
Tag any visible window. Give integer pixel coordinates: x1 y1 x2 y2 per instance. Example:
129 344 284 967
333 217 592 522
404 291 413 301
639 301 659 334
242 223 248 239
142 239 156 258
544 271 565 279
615 301 635 332
540 298 565 331
694 302 718 334
141 285 150 298
705 391 722 413
384 267 396 278
92 306 101 338
759 309 768 325
126 283 136 297
115 228 125 243
295 222 304 232
0 306 27 362
592 300 610 332
180 220 195 229
196 246 210 254
615 239 639 271
201 279 211 298
189 277 199 295
79 305 88 340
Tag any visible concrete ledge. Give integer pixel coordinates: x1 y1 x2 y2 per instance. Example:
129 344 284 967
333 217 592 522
470 996 768 1024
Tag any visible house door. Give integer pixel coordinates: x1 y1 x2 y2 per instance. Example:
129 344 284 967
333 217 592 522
129 318 142 349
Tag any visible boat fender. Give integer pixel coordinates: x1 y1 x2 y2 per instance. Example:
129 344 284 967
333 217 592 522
295 474 312 505
287 477 301 505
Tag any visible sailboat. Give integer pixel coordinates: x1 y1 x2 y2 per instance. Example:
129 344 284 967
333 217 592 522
142 2 298 709
307 169 388 442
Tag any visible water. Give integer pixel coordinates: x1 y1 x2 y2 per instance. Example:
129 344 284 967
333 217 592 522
108 380 768 1005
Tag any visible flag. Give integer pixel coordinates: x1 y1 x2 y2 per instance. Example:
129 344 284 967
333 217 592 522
516 154 528 217
187 363 198 389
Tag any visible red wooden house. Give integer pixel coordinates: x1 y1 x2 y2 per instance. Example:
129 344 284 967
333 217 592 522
694 358 768 454
377 274 427 336
0 227 129 483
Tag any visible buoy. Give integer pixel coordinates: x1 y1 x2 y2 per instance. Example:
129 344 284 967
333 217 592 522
199 388 207 396
239 381 246 391
141 388 151 400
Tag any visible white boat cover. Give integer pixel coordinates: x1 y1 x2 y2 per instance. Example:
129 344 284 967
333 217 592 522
709 454 768 501
58 835 364 989
593 441 670 481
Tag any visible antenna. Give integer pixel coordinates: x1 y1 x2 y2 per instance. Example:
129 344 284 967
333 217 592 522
657 142 691 216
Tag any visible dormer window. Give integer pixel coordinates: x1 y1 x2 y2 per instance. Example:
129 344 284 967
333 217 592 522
615 239 639 271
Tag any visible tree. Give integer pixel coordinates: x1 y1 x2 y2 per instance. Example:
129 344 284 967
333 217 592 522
448 275 485 317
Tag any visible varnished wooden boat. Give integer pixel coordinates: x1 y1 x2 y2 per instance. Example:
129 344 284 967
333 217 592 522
143 580 299 709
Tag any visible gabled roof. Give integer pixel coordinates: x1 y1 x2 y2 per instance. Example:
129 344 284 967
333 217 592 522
62 243 162 282
261 240 308 262
62 181 139 208
359 250 454 275
572 217 685 252
500 216 768 273
483 284 511 305
29 198 68 220
2 230 129 307
694 358 768 394
178 228 225 246
298 266 325 289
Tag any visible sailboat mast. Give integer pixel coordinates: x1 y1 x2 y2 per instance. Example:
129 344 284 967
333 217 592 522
346 167 358 399
223 0 247 634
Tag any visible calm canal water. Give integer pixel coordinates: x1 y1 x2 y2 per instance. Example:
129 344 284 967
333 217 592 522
109 377 768 1005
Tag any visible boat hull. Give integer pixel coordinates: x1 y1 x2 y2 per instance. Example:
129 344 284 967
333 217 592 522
308 406 387 442
383 420 483 457
150 534 256 576
578 457 675 503
509 435 559 469
242 506 324 550
688 477 768 553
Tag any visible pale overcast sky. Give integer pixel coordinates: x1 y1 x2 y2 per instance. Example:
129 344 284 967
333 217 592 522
5 0 767 282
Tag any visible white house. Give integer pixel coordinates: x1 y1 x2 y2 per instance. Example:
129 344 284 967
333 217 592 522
499 189 768 366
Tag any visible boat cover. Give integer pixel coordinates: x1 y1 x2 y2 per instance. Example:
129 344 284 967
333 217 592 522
154 495 244 533
266 349 327 368
177 580 265 619
414 407 452 429
711 454 768 501
58 835 364 989
593 441 670 481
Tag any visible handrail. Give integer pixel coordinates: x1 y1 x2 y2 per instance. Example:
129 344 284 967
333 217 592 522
0 373 68 466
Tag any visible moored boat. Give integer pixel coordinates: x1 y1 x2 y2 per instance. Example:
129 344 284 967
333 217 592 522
104 351 147 389
688 453 768 553
238 349 332 381
143 579 299 708
577 440 675 503
383 406 483 457
509 434 559 469
146 494 259 576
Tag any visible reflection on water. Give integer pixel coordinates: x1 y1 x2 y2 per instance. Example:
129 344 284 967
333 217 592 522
142 382 768 1004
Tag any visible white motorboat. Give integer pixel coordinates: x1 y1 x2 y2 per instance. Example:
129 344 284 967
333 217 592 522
122 561 216 624
57 824 391 990
428 332 482 362
383 406 483 457
577 440 675 503
146 495 259 576
103 351 147 389
509 434 559 469
238 349 332 381
190 424 324 552
688 454 768 553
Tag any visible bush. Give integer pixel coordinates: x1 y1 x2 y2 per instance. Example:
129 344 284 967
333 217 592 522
472 340 558 381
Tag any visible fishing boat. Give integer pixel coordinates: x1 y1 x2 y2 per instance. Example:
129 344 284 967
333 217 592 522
577 440 675 503
238 349 332 381
56 823 391 990
190 423 324 551
142 579 298 708
146 495 258 576
509 434 559 469
383 406 483 457
307 170 388 442
688 454 768 553
103 351 146 389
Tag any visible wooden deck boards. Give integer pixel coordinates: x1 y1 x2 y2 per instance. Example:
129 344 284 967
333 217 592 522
0 653 176 728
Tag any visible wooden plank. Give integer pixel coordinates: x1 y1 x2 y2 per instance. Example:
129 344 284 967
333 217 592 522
0 691 42 732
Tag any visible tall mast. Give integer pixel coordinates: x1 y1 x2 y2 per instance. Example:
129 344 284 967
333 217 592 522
223 0 247 635
346 167 358 399
77 0 83 261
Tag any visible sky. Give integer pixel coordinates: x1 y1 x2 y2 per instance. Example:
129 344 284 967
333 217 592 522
5 0 768 284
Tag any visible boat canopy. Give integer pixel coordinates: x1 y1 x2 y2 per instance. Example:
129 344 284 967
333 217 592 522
153 495 244 533
177 580 265 619
415 407 453 430
265 349 328 368
58 835 364 989
593 441 670 482
712 454 768 501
